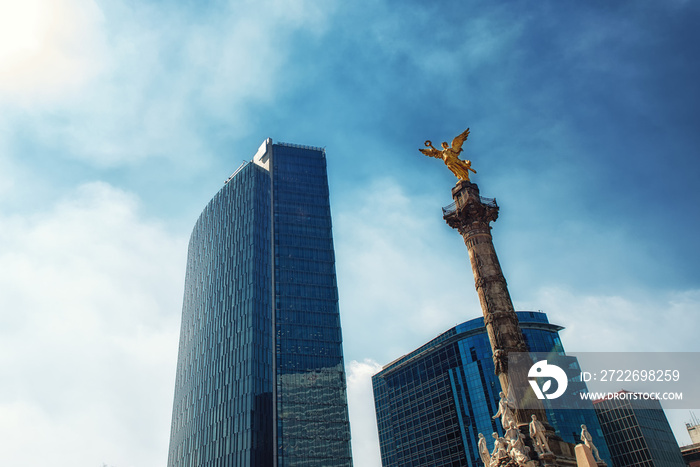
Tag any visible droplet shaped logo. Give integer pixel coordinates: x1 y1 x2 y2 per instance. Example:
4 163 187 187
528 360 568 400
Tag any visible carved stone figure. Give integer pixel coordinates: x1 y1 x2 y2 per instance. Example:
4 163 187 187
419 128 477 181
529 414 551 454
491 432 510 466
581 424 603 462
506 421 531 465
478 433 491 466
493 391 516 430
509 443 531 466
504 421 520 445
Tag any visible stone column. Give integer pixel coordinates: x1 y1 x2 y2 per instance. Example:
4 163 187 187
444 180 578 466
443 181 528 400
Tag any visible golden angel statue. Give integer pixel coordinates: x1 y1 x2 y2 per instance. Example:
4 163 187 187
419 128 477 181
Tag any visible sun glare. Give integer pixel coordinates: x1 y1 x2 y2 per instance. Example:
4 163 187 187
0 0 48 66
0 0 106 102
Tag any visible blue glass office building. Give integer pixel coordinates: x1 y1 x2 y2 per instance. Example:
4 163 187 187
167 139 353 467
594 392 685 467
372 311 610 467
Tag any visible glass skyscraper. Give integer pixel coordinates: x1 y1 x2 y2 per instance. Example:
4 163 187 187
594 391 685 467
372 311 610 467
167 139 353 467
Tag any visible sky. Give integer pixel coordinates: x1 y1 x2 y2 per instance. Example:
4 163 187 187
1 0 699 466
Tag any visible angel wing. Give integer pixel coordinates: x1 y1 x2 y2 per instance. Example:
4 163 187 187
451 128 471 153
419 146 443 159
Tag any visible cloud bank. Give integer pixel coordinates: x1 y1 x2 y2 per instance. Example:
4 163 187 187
0 182 185 467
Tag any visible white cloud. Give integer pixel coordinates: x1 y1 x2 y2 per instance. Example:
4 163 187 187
0 182 186 467
0 0 107 106
514 286 700 353
335 178 482 364
1 0 339 167
346 359 383 467
0 152 19 200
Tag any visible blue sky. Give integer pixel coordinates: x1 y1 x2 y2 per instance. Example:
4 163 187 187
1 1 699 466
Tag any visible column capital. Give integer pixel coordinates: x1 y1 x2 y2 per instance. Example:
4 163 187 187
442 180 499 233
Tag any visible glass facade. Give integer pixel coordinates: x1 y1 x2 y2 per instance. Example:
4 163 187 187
167 140 352 467
272 144 353 466
372 311 610 467
594 392 686 467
